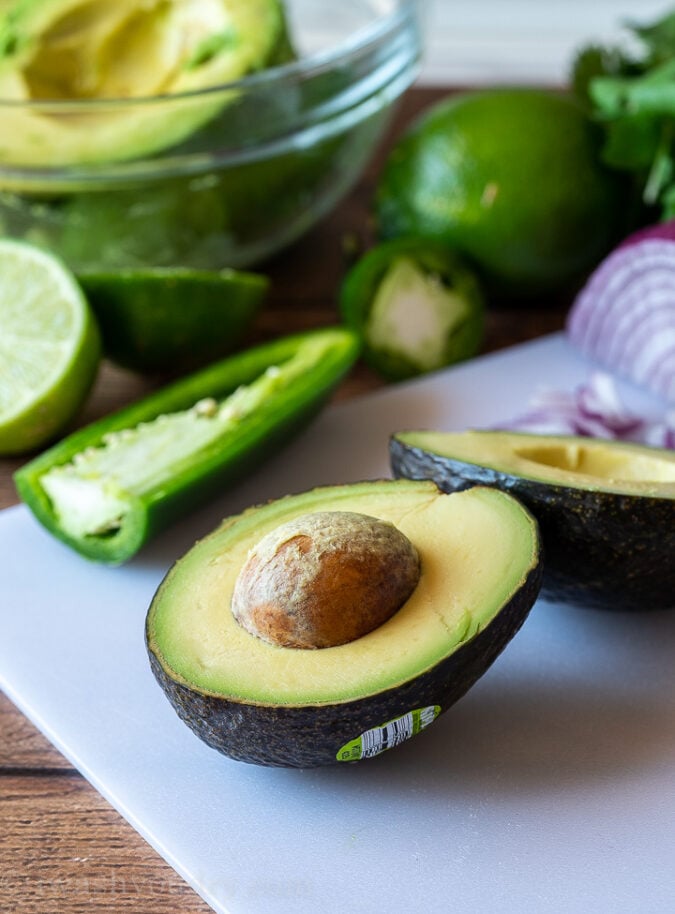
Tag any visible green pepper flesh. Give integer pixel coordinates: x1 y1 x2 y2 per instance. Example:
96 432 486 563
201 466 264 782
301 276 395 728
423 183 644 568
14 327 359 564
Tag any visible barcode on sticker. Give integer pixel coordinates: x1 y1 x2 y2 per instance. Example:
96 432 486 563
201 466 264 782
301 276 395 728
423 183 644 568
337 706 441 762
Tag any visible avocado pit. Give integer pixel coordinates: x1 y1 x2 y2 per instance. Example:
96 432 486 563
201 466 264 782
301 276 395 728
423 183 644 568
231 510 421 649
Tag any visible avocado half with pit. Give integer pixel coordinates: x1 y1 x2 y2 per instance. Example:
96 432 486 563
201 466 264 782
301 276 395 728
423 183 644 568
146 479 543 768
391 430 675 612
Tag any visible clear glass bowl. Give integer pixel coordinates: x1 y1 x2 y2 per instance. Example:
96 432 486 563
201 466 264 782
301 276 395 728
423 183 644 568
0 0 422 272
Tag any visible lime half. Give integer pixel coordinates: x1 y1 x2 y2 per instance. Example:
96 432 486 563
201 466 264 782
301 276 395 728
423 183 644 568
0 241 101 456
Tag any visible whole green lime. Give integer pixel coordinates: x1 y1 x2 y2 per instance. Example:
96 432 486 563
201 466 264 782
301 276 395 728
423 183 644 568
375 88 625 298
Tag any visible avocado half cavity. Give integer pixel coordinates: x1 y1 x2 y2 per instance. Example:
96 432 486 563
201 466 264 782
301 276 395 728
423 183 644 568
146 479 543 768
391 430 675 612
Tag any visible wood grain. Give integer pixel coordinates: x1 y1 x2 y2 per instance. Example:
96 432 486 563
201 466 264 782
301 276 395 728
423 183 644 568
1 774 213 913
0 86 567 913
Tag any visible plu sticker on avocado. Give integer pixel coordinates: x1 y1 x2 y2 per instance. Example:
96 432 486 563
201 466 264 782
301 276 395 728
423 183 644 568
337 706 441 762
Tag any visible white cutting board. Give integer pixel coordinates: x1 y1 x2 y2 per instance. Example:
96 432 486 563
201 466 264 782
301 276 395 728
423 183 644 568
2 333 674 914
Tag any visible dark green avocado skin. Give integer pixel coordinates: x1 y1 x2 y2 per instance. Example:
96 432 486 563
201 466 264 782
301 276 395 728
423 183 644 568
146 558 542 768
390 437 675 612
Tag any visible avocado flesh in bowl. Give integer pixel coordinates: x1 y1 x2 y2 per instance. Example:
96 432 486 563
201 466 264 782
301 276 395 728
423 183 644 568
146 480 543 768
391 430 675 612
0 0 294 168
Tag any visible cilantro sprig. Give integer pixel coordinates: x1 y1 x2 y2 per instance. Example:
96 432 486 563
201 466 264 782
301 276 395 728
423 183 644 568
572 8 675 217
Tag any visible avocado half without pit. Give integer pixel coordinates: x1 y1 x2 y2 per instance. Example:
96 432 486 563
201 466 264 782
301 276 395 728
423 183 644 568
390 430 675 612
146 479 543 768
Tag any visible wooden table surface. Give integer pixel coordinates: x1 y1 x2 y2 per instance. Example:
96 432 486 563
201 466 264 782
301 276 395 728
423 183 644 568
0 88 567 914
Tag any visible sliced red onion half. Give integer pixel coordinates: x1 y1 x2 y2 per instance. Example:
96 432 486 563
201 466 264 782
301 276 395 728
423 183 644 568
566 222 675 404
501 371 675 449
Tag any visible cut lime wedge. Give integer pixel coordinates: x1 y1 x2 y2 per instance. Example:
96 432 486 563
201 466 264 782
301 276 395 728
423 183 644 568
0 240 101 455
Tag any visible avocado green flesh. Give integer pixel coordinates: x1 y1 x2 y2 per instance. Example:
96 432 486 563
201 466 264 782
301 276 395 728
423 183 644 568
397 430 675 496
148 481 540 706
0 0 292 166
39 346 316 539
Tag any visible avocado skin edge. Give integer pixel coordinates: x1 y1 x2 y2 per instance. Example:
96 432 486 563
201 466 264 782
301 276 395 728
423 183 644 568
390 436 675 613
146 557 542 768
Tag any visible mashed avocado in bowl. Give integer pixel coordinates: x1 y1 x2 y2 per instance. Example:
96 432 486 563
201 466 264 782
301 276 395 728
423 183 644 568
0 0 421 271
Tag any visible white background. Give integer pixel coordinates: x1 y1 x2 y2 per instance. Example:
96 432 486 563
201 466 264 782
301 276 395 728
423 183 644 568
420 0 671 85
